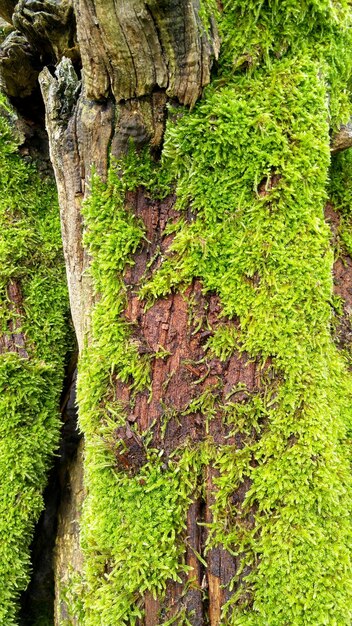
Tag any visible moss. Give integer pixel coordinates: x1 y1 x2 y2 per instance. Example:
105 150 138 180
77 1 352 625
199 0 219 35
78 165 149 441
80 449 203 625
76 160 206 624
0 96 71 623
139 8 352 625
218 0 352 127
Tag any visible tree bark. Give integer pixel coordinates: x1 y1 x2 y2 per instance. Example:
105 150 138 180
36 2 221 622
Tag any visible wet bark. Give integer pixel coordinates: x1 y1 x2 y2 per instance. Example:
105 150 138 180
0 281 28 358
113 187 265 623
325 203 352 355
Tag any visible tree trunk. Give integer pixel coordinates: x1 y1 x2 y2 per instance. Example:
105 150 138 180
2 1 352 625
37 3 222 622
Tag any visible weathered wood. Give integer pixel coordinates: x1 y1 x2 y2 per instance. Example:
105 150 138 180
74 0 219 105
54 440 84 626
13 0 77 62
0 30 39 98
0 0 78 99
39 60 100 351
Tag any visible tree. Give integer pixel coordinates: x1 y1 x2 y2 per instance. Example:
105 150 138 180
1 1 352 625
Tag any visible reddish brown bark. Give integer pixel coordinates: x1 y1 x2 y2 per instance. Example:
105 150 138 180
326 203 352 354
0 280 28 357
111 188 266 624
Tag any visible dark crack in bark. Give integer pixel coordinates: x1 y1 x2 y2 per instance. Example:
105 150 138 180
19 356 81 626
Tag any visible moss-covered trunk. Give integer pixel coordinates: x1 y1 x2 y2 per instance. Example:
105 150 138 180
2 1 352 625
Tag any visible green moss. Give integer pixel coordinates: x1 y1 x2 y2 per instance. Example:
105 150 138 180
77 1 352 624
80 449 202 625
199 0 219 35
138 10 352 626
0 96 71 623
78 165 149 440
76 160 207 623
219 0 352 126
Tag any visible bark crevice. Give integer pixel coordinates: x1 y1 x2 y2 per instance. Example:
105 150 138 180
19 357 81 626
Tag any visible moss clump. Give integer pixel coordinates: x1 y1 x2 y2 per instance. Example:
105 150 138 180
0 96 71 624
80 448 205 625
78 165 149 440
219 0 352 126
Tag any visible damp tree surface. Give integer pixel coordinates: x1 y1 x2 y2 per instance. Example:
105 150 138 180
2 1 352 625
